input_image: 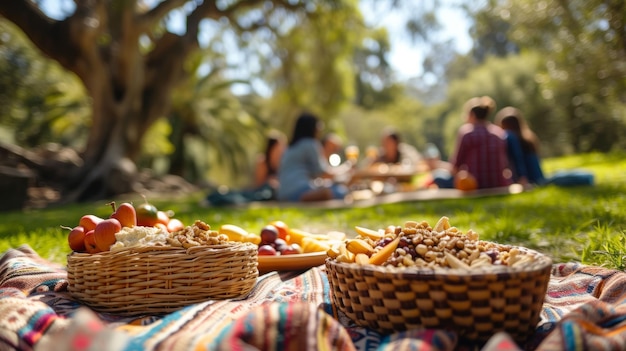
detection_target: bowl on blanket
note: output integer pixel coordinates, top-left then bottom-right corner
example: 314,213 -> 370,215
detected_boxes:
325,242 -> 552,345
67,243 -> 259,316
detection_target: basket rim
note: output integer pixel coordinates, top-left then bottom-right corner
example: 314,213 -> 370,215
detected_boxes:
325,245 -> 552,277
67,241 -> 258,258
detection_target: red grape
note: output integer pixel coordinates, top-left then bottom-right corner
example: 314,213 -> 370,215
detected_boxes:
260,225 -> 279,243
258,245 -> 278,256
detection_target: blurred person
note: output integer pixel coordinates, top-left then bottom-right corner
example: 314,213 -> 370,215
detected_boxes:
495,106 -> 594,187
371,127 -> 422,167
434,96 -> 512,189
495,106 -> 546,185
253,129 -> 287,190
277,112 -> 351,202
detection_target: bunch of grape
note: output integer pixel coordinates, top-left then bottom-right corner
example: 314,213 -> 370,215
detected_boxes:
257,224 -> 302,256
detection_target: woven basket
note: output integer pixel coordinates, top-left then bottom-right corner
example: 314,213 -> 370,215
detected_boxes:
67,242 -> 258,315
325,246 -> 552,344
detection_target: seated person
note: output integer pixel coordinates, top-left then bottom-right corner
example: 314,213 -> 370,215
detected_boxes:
277,113 -> 351,202
370,127 -> 422,167
495,106 -> 545,185
495,106 -> 594,188
434,96 -> 512,189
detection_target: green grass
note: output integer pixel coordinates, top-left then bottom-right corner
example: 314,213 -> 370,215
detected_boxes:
1,151 -> 625,269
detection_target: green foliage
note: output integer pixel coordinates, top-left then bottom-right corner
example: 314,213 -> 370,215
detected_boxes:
262,1 -> 363,125
141,118 -> 175,158
463,0 -> 519,62
1,152 -> 624,268
161,47 -> 266,187
480,0 -> 626,153
0,19 -> 90,148
353,27 -> 400,110
338,96 -> 428,151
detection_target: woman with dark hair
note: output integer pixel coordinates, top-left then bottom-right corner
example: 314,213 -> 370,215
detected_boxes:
495,106 -> 545,185
494,106 -> 594,187
277,112 -> 350,202
375,128 -> 420,164
377,129 -> 402,164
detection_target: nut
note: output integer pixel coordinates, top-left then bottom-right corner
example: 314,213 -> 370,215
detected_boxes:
336,216 -> 538,269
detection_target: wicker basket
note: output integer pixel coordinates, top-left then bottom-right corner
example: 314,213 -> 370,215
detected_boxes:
325,246 -> 552,344
67,242 -> 258,315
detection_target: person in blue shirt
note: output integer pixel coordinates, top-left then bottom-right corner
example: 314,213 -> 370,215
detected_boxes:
495,106 -> 546,185
277,112 -> 351,202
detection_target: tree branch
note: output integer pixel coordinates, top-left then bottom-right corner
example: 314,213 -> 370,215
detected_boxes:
0,0 -> 109,85
186,0 -> 307,37
0,1 -> 79,69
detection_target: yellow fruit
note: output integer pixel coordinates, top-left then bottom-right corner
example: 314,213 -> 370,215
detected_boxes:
245,234 -> 261,245
345,239 -> 375,255
301,237 -> 331,253
354,226 -> 384,240
219,224 -> 251,242
287,228 -> 309,245
289,228 -> 329,245
369,236 -> 401,265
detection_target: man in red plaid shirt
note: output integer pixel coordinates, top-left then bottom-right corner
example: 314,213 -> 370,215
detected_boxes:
449,96 -> 513,189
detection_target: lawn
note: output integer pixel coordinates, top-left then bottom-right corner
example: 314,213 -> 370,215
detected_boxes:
1,151 -> 624,269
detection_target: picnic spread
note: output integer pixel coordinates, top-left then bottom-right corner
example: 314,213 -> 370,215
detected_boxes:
2,243 -> 626,351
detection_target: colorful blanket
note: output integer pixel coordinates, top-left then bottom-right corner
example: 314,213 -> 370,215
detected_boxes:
1,245 -> 626,351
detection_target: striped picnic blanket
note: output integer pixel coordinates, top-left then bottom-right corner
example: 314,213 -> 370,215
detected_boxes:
1,245 -> 626,351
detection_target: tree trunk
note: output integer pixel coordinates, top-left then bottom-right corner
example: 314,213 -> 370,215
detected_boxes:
0,1 -> 200,203
63,62 -> 181,202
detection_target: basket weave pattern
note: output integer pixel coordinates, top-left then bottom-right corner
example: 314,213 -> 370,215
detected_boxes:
67,243 -> 258,315
325,247 -> 552,343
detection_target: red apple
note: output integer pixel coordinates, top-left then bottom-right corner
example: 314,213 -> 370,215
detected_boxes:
68,226 -> 86,252
79,215 -> 104,232
167,218 -> 184,233
84,230 -> 101,254
94,218 -> 121,252
110,202 -> 137,228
